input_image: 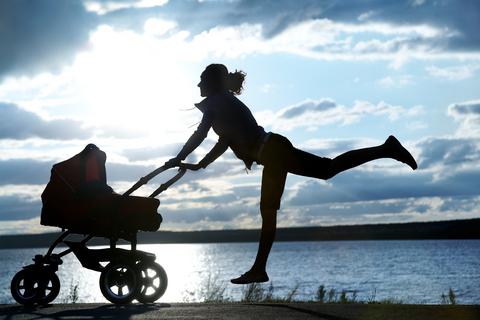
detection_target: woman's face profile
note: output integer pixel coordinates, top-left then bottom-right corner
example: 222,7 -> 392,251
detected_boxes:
198,73 -> 208,97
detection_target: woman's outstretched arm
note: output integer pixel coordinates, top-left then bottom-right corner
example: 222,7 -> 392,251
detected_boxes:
167,114 -> 212,166
198,138 -> 229,168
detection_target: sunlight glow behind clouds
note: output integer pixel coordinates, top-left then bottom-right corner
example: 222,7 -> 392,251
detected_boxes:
72,25 -> 199,139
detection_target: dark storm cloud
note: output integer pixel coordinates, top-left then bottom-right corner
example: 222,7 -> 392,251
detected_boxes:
103,0 -> 480,50
288,194 -> 480,226
448,101 -> 480,116
417,137 -> 480,169
0,0 -> 97,80
0,159 -> 53,185
283,134 -> 480,207
287,165 -> 480,207
0,196 -> 42,221
0,103 -> 92,140
438,195 -> 480,213
161,200 -> 254,224
0,195 -> 41,221
279,99 -> 337,119
293,0 -> 480,51
0,158 -> 156,185
447,100 -> 480,135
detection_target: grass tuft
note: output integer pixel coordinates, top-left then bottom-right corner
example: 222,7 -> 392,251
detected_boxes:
441,288 -> 457,305
182,275 -> 459,305
63,281 -> 80,304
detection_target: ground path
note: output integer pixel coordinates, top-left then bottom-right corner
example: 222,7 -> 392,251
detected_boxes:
1,303 -> 479,320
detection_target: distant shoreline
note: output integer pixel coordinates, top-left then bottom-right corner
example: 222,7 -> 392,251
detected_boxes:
0,218 -> 479,249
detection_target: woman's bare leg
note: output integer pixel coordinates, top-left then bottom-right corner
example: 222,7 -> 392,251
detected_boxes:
251,209 -> 276,273
231,165 -> 286,284
230,209 -> 276,284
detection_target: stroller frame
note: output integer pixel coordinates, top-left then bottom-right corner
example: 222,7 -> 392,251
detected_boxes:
10,165 -> 187,305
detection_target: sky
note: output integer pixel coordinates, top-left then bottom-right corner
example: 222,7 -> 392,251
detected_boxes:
0,0 -> 479,235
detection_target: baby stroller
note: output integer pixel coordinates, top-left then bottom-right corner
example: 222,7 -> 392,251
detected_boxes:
10,144 -> 186,305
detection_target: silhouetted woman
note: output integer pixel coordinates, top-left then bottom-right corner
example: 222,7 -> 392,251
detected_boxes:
166,63 -> 417,284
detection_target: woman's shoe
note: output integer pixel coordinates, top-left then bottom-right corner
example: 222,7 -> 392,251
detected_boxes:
385,135 -> 418,170
230,271 -> 269,284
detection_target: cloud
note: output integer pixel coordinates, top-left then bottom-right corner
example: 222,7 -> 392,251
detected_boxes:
0,157 -> 155,187
106,162 -> 157,182
173,18 -> 472,67
282,133 -> 480,211
286,165 -> 480,207
2,0 -> 479,81
122,143 -> 196,162
0,159 -> 53,185
1,132 -> 480,230
0,216 -> 56,235
417,137 -> 480,169
378,75 -> 414,88
321,0 -> 480,52
0,195 -> 41,221
448,99 -> 480,137
85,0 -> 168,15
99,0 -> 480,51
98,0 -> 480,66
269,98 -> 419,131
279,195 -> 480,227
279,99 -> 337,119
299,137 -> 382,158
426,64 -> 480,80
159,183 -> 262,229
159,133 -> 480,228
0,185 -> 44,221
448,100 -> 480,116
411,0 -> 428,7
0,103 -> 92,140
0,0 -> 96,80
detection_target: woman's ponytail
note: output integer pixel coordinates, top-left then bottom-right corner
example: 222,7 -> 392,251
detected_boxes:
226,70 -> 246,95
202,64 -> 246,95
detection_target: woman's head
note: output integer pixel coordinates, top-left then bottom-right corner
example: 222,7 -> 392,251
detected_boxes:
198,64 -> 246,97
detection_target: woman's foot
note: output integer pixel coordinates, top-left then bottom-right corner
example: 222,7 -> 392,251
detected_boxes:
385,135 -> 418,170
230,270 -> 269,284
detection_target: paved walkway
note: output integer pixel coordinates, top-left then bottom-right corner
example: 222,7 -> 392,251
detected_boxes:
1,303 -> 479,320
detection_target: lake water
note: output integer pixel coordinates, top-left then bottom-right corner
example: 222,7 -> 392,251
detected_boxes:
1,240 -> 479,304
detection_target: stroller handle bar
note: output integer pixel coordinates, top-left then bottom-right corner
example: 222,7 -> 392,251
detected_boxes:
123,164 -> 187,198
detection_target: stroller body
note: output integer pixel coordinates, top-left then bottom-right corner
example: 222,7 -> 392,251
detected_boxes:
10,144 -> 186,305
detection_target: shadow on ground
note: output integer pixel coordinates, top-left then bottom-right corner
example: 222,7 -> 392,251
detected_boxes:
0,303 -> 170,320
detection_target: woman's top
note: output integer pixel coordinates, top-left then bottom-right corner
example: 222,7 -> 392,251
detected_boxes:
177,91 -> 266,169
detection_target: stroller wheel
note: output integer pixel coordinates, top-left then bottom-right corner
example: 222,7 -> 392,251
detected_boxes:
100,261 -> 140,304
11,268 -> 60,305
136,261 -> 168,303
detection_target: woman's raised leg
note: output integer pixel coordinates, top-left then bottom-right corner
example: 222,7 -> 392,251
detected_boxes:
288,135 -> 417,180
